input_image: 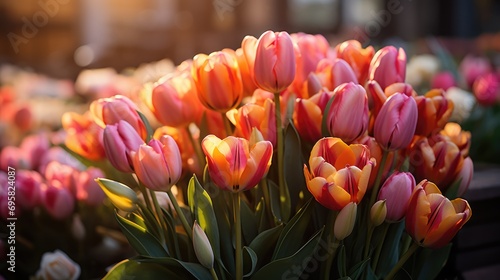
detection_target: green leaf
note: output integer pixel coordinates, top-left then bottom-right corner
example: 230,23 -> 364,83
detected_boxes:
114,211 -> 169,257
321,94 -> 336,137
103,259 -> 192,280
212,189 -> 235,276
137,256 -> 213,280
272,198 -> 315,260
444,178 -> 462,200
187,175 -> 220,259
137,203 -> 161,238
136,110 -> 154,142
241,200 -> 259,244
412,244 -> 452,280
243,246 -> 258,277
162,207 -> 182,259
268,180 -> 283,223
375,222 -> 405,277
284,122 -> 306,213
347,258 -> 370,280
249,225 -> 284,269
250,228 -> 323,279
337,244 -> 347,278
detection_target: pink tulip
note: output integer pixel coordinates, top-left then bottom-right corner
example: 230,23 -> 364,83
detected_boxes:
326,82 -> 368,143
473,73 -> 500,106
133,136 -> 182,192
378,171 -> 416,222
44,161 -> 79,195
291,32 -> 329,88
455,157 -> 473,197
374,93 -> 417,151
76,167 -> 106,206
431,71 -> 456,91
38,147 -> 84,175
42,181 -> 75,220
369,46 -> 406,89
316,59 -> 358,91
19,132 -> 50,170
0,146 -> 30,170
459,55 -> 491,88
333,40 -> 375,84
103,120 -> 144,173
254,30 -> 296,93
16,170 -> 43,210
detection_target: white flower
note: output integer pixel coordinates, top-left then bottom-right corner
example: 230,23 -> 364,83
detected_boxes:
36,250 -> 81,280
445,87 -> 476,123
406,54 -> 440,87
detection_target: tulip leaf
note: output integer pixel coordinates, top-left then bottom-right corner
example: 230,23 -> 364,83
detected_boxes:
135,256 -> 213,280
347,258 -> 371,280
102,259 -> 190,280
337,243 -> 347,278
268,180 -> 283,223
272,198 -> 315,260
137,203 -> 161,238
250,228 -> 323,280
249,224 -> 283,269
243,246 -> 258,277
375,221 -> 405,277
211,187 -> 235,275
161,207 -> 182,259
97,178 -> 138,212
114,211 -> 169,257
284,122 -> 306,213
187,175 -> 221,260
444,178 -> 462,200
321,93 -> 336,137
410,244 -> 452,280
241,200 -> 258,244
136,110 -> 154,142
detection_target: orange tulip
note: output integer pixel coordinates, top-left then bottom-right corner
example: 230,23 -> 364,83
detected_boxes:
234,47 -> 258,97
439,122 -> 471,157
309,137 -> 371,170
406,180 -> 471,248
192,51 -> 243,112
254,30 -> 296,93
201,135 -> 273,192
315,58 -> 358,91
62,112 -> 106,161
333,40 -> 375,84
414,89 -> 454,136
293,88 -> 334,143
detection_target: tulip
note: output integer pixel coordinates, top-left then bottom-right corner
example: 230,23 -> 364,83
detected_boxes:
334,202 -> 357,240
38,147 -> 85,175
16,170 -> 43,210
36,250 -> 81,280
377,172 -> 416,222
459,55 -> 491,88
62,112 -> 106,161
44,161 -> 79,195
193,221 -> 214,269
76,167 -> 106,206
201,135 -> 273,192
154,126 -> 199,175
354,135 -> 394,189
304,156 -> 372,211
0,146 -> 30,170
254,30 -> 296,93
291,32 -> 329,89
227,98 -> 276,146
405,180 -> 471,248
103,120 -> 144,173
309,137 -> 371,170
414,89 -> 454,136
374,93 -> 418,151
326,82 -> 368,143
293,88 -> 334,143
19,132 -> 50,170
234,47 -> 258,97
96,178 -> 138,212
431,71 -> 456,91
42,181 -> 75,220
241,35 -> 258,81
147,71 -> 204,127
90,95 -> 147,139
454,157 -> 473,197
473,73 -> 500,106
316,58 -> 358,91
333,40 -> 375,83
370,200 -> 387,227
439,122 -> 471,157
132,136 -> 182,192
192,51 -> 243,112
410,137 -> 463,192
368,46 -> 406,89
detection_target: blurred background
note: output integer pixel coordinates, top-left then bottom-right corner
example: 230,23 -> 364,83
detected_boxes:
1,0 -> 499,79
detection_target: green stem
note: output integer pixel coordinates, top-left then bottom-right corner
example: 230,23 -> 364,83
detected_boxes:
233,192 -> 242,280
137,181 -> 153,211
221,112 -> 233,137
385,242 -> 419,280
209,267 -> 219,280
323,237 -> 340,280
274,92 -> 288,222
150,189 -> 167,246
260,177 -> 274,226
167,190 -> 192,240
372,222 -> 390,272
321,210 -> 339,280
368,151 -> 389,209
363,222 -> 375,259
186,125 -> 206,170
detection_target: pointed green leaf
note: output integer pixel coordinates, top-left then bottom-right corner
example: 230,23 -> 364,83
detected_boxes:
268,180 -> 283,223
136,110 -> 154,142
137,203 -> 161,238
347,258 -> 371,280
243,246 -> 258,277
412,244 -> 452,280
135,256 -> 213,280
114,211 -> 169,257
249,225 -> 283,269
241,200 -> 258,244
284,122 -> 306,213
103,259 -> 190,280
321,94 -> 336,137
375,222 -> 405,277
337,244 -> 347,277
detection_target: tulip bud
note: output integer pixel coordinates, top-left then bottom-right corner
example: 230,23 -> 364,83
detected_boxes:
326,82 -> 368,143
96,178 -> 138,212
103,120 -> 144,173
370,200 -> 387,227
19,132 -> 50,170
377,172 -> 416,222
473,73 -> 500,106
291,32 -> 329,88
42,181 -> 75,220
192,221 -> 214,269
254,30 -> 296,93
334,202 -> 357,240
374,93 -> 418,151
368,46 -> 406,89
439,122 -> 471,157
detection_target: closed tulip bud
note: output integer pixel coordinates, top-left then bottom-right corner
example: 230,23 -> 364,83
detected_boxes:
44,161 -> 78,195
202,135 -> 273,192
16,170 -> 43,210
334,202 -> 357,240
294,88 -> 334,143
326,82 -> 368,143
192,51 -> 243,112
374,93 -> 418,151
333,40 -> 375,83
192,221 -> 214,269
406,180 -> 471,248
147,71 -> 204,127
62,112 -> 106,161
473,73 -> 500,106
96,178 -> 138,212
455,157 -> 473,197
370,200 -> 387,227
439,122 -> 471,157
254,30 -> 296,93
132,136 -> 182,192
369,46 -> 406,89
378,172 -> 416,222
103,120 -> 144,173
42,181 -> 75,220
76,167 -> 106,206
90,95 -> 147,139
414,89 -> 454,136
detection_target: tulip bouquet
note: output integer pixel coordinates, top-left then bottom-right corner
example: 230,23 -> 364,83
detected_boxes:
60,30 -> 473,279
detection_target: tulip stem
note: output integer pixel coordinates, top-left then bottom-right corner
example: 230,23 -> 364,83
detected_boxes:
260,177 -> 274,226
186,125 -> 206,170
371,222 -> 390,272
150,189 -> 168,246
321,210 -> 339,280
385,242 -> 419,280
368,150 -> 389,209
137,182 -> 154,212
274,92 -> 288,222
167,190 -> 192,240
209,267 -> 219,280
221,113 -> 233,137
233,192 -> 243,280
